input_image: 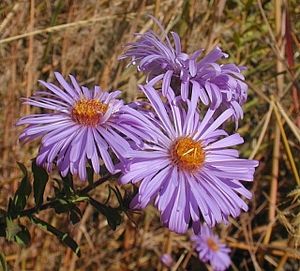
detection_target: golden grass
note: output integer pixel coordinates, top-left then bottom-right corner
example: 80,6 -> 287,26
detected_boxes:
0,0 -> 300,270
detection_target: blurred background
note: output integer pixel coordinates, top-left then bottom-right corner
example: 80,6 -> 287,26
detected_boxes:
0,0 -> 300,270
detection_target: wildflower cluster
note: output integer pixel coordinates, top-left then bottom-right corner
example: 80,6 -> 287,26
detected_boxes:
11,18 -> 258,270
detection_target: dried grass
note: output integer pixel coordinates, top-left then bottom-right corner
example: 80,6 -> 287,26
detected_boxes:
0,0 -> 300,270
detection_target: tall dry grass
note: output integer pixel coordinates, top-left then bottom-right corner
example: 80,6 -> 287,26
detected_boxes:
0,0 -> 299,270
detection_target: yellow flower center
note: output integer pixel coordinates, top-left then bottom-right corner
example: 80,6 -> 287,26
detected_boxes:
71,99 -> 108,126
207,238 -> 219,252
170,137 -> 205,172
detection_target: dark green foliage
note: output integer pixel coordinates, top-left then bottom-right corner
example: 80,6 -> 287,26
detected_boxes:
14,225 -> 31,246
89,197 -> 122,230
86,166 -> 94,186
32,159 -> 49,207
9,163 -> 32,218
29,215 -> 81,257
5,218 -> 31,246
0,160 -> 124,257
69,206 -> 82,225
0,252 -> 8,271
0,216 -> 5,237
52,198 -> 76,214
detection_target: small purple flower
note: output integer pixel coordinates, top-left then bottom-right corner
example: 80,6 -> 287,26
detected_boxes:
17,72 -> 145,180
160,253 -> 174,267
191,224 -> 231,271
120,84 -> 258,234
121,20 -> 247,122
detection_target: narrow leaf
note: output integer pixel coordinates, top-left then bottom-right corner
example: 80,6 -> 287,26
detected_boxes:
17,162 -> 27,176
87,166 -> 94,186
0,215 -> 6,237
52,199 -> 74,214
61,173 -> 74,196
0,252 -> 8,271
4,218 -> 30,246
5,218 -> 21,241
15,226 -> 31,246
30,215 -> 81,256
70,207 -> 82,225
89,197 -> 121,230
12,164 -> 31,216
32,160 -> 49,207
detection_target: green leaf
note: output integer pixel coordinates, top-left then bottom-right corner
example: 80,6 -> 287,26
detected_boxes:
11,163 -> 32,216
110,186 -> 123,206
86,166 -> 94,186
0,252 -> 8,271
71,195 -> 89,203
29,215 -> 81,256
14,226 -> 31,246
32,160 -> 49,207
6,198 -> 16,220
52,199 -> 74,214
70,207 -> 82,225
61,173 -> 74,196
89,197 -> 121,230
0,209 -> 6,223
5,218 -> 21,241
5,218 -> 30,246
0,215 -> 6,237
17,162 -> 27,176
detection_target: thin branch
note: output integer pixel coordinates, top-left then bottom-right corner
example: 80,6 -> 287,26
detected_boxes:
79,173 -> 120,195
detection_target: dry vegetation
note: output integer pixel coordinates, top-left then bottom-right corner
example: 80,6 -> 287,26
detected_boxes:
0,0 -> 300,270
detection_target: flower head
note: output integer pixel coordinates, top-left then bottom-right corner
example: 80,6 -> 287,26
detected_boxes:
191,224 -> 231,271
18,72 -> 145,180
121,20 -> 247,123
160,253 -> 174,267
191,47 -> 248,122
121,28 -> 192,82
120,85 -> 258,233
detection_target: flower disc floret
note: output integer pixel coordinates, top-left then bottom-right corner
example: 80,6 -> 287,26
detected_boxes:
170,137 -> 205,172
71,99 -> 108,126
207,238 -> 219,252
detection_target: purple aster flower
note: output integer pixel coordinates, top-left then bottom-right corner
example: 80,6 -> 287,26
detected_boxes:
17,72 -> 145,180
121,20 -> 247,122
191,224 -> 231,271
191,47 -> 248,122
160,253 -> 174,267
120,28 -> 193,85
120,84 -> 258,234
120,24 -> 195,97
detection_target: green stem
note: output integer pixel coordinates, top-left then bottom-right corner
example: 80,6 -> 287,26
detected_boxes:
6,173 -> 118,219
